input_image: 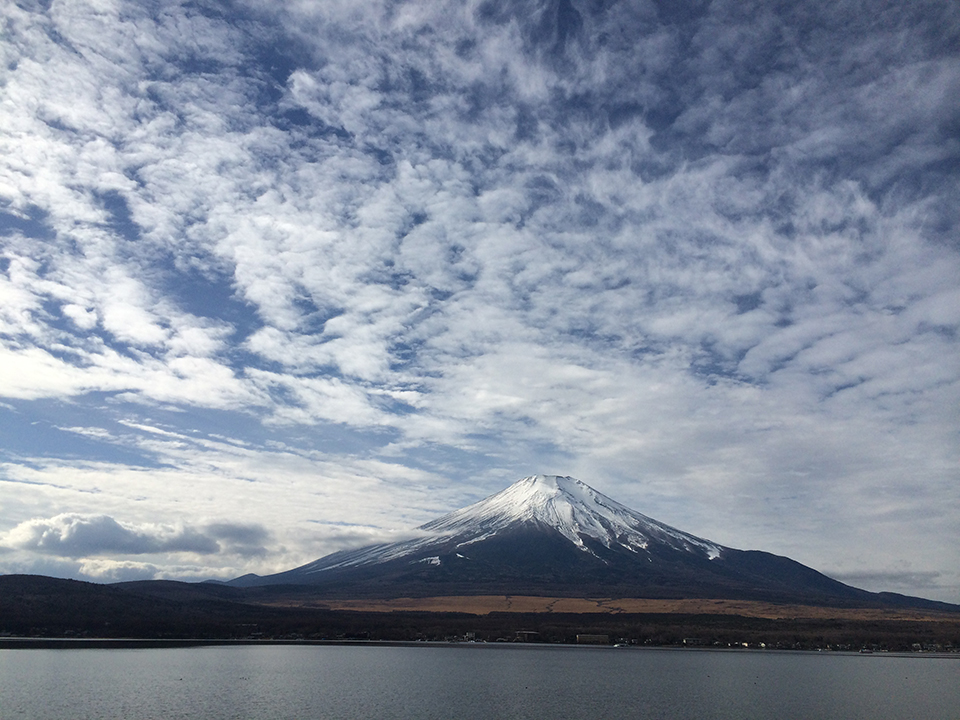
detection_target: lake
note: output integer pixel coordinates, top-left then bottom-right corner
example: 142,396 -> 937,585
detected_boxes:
1,643 -> 958,719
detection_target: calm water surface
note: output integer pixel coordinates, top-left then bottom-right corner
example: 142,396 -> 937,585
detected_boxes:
1,644 -> 957,719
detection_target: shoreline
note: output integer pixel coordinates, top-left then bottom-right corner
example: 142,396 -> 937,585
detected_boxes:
1,637 -> 958,658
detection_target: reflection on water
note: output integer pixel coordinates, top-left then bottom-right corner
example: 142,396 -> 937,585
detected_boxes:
1,644 -> 958,720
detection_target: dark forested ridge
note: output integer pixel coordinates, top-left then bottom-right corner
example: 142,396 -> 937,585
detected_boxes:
1,575 -> 958,651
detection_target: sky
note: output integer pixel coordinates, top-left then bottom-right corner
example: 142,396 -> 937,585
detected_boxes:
0,0 -> 958,603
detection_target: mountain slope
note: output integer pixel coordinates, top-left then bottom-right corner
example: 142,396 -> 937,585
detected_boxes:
231,475 -> 915,606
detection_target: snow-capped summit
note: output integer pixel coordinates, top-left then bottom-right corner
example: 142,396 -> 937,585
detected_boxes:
234,474 -> 871,605
421,475 -> 723,560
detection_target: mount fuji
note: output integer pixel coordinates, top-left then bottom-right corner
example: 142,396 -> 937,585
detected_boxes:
230,475 -> 924,607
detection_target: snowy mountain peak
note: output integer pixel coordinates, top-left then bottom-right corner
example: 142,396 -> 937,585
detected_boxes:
419,475 -> 723,560
236,475 -> 906,609
287,474 -> 724,577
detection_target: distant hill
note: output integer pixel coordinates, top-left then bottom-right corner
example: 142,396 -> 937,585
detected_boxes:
231,475 -> 954,611
2,574 -> 959,649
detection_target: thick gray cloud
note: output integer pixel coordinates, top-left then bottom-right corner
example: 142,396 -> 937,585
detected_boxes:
0,0 -> 957,600
1,513 -> 271,561
3,514 -> 219,557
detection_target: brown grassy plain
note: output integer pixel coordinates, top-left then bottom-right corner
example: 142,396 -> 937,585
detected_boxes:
265,594 -> 956,621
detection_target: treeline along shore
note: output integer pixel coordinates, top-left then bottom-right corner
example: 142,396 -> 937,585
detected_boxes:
1,575 -> 958,652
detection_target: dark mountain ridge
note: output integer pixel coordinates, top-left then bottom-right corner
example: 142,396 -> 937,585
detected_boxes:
2,574 -> 958,649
